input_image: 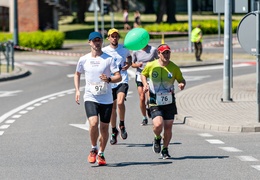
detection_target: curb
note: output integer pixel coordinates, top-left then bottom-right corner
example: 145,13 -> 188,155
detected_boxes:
0,66 -> 31,82
176,114 -> 260,133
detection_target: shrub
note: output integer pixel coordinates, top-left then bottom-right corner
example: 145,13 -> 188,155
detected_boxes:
0,30 -> 65,50
144,20 -> 239,35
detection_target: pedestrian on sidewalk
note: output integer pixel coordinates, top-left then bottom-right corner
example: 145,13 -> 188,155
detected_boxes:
191,24 -> 203,61
102,28 -> 132,145
141,44 -> 186,159
74,31 -> 121,165
131,44 -> 158,126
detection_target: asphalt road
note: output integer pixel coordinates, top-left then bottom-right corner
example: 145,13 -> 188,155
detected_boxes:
1,37 -> 260,179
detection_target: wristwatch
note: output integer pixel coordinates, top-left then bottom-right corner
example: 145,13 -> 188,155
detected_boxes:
108,77 -> 111,83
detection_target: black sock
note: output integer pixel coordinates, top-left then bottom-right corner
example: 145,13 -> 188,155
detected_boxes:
119,120 -> 124,127
112,127 -> 117,133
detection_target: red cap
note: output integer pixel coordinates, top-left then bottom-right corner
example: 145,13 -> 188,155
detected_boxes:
157,44 -> 171,53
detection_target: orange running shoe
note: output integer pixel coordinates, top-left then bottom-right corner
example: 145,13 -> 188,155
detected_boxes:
97,154 -> 106,166
88,149 -> 98,163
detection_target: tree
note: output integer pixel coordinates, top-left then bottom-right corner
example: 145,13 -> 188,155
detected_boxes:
76,0 -> 88,23
155,0 -> 177,24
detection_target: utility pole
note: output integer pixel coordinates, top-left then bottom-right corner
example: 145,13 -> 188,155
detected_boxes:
13,0 -> 19,46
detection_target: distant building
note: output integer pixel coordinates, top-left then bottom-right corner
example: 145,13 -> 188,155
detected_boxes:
0,0 -> 70,32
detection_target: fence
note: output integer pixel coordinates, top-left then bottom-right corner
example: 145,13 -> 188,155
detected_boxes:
0,41 -> 14,75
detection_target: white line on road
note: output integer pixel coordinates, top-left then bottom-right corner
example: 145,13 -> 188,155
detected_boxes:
0,89 -> 75,124
206,139 -> 225,144
251,165 -> 260,171
198,133 -> 213,137
219,147 -> 242,152
237,156 -> 258,162
0,131 -> 4,135
0,125 -> 10,129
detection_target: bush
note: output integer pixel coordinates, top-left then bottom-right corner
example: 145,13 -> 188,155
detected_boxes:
144,20 -> 239,35
0,30 -> 65,50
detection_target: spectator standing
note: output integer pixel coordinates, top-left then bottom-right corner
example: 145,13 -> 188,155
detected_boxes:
123,9 -> 131,30
102,28 -> 132,145
191,24 -> 203,61
141,44 -> 186,159
74,31 -> 121,165
134,10 -> 141,28
131,44 -> 158,125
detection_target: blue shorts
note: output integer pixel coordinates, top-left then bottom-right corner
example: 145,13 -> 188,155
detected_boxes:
84,101 -> 113,123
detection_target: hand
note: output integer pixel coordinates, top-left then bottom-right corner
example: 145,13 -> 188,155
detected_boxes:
122,62 -> 131,70
75,90 -> 80,105
143,84 -> 149,93
99,74 -> 110,83
178,83 -> 185,90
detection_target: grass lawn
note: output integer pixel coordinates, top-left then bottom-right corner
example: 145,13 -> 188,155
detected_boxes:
59,13 -> 244,44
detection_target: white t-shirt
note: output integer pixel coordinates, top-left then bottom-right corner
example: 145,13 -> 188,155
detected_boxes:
102,44 -> 131,88
76,52 -> 119,104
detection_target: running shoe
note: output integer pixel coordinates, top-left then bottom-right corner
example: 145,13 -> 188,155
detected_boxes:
152,137 -> 161,153
88,148 -> 98,163
97,154 -> 106,166
141,118 -> 148,126
119,126 -> 128,139
110,129 -> 119,145
161,147 -> 171,159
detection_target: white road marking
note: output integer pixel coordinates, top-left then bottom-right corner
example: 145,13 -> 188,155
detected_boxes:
19,111 -> 28,114
0,89 -> 76,124
44,61 -> 67,66
0,131 -> 4,135
219,147 -> 242,152
180,63 -> 251,72
70,118 -> 89,131
237,156 -> 258,162
206,139 -> 225,144
34,103 -> 42,107
198,133 -> 213,137
12,115 -> 22,119
251,165 -> 260,171
0,90 -> 23,97
26,107 -> 35,110
5,120 -> 15,124
0,125 -> 10,129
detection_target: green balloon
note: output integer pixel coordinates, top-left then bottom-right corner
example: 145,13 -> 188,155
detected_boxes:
124,28 -> 150,50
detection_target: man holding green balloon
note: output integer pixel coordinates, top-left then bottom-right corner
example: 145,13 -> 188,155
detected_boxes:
141,44 -> 186,159
102,28 -> 132,145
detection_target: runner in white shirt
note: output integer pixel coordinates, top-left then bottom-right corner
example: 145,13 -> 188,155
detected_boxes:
102,28 -> 132,145
74,31 -> 121,166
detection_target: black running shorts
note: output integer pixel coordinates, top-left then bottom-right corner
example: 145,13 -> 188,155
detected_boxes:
84,101 -> 113,123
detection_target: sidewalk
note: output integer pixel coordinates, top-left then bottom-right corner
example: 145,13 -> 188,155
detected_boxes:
1,39 -> 259,133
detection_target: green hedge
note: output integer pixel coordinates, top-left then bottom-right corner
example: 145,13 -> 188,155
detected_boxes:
144,20 -> 240,36
0,30 -> 64,50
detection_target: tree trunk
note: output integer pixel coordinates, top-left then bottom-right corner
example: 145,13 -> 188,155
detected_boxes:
143,0 -> 155,14
76,0 -> 87,23
156,0 -> 166,23
166,0 -> 177,23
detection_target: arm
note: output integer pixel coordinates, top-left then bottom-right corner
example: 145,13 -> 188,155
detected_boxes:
99,71 -> 122,83
74,71 -> 81,105
141,74 -> 149,93
122,55 -> 132,70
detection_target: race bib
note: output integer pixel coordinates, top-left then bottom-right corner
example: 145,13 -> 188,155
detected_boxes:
156,92 -> 172,105
136,74 -> 141,82
89,81 -> 108,95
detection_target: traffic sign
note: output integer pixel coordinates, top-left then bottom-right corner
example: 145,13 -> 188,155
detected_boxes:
237,12 -> 256,55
